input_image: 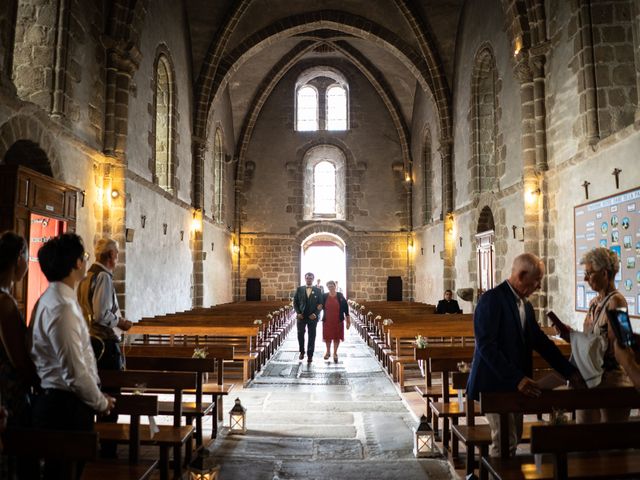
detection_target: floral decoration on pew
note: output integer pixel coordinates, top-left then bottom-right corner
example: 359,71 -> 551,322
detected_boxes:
192,347 -> 209,359
415,335 -> 427,349
382,318 -> 393,326
457,361 -> 470,373
367,311 -> 373,317
266,313 -> 273,320
253,319 -> 263,325
375,315 -> 382,321
550,408 -> 569,425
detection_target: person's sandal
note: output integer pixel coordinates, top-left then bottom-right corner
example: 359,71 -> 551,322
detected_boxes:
323,353 -> 330,360
333,354 -> 338,363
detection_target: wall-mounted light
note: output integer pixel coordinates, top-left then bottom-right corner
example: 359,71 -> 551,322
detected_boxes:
110,189 -> 120,199
163,223 -> 168,235
404,173 -> 412,183
513,35 -> 523,57
407,238 -> 414,253
232,243 -> 240,255
191,209 -> 203,233
525,187 -> 541,205
141,215 -> 146,228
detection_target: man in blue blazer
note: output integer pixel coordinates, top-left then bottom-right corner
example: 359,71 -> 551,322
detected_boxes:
467,253 -> 583,456
293,272 -> 324,363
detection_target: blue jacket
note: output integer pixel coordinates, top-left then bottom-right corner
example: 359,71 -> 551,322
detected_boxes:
466,281 -> 576,400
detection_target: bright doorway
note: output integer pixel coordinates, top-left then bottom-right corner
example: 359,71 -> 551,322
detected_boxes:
300,233 -> 346,296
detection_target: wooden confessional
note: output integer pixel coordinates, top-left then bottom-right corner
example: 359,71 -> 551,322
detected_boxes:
0,165 -> 80,320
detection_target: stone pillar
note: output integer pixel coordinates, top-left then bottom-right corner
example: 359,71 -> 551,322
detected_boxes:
51,0 -> 70,117
576,0 -> 600,145
438,138 -> 455,291
632,0 -> 640,121
103,45 -> 140,158
191,138 -> 207,306
529,45 -> 549,171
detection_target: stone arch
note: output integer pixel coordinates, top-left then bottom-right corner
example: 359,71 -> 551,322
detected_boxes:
470,44 -> 502,197
0,115 -> 62,180
194,10 -> 445,144
467,197 -> 509,291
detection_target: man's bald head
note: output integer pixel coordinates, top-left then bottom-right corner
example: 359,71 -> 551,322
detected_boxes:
508,253 -> 544,298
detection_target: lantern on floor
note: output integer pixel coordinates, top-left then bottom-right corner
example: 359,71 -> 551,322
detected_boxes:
413,414 -> 437,457
229,397 -> 247,434
188,450 -> 220,480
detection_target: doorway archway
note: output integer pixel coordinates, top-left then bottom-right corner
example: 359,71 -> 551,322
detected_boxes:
300,232 -> 347,296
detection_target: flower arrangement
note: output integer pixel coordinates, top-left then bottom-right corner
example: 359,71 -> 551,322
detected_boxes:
253,319 -> 263,325
550,408 -> 569,425
192,347 -> 208,359
266,313 -> 273,320
415,335 -> 427,348
382,318 -> 393,326
457,361 -> 470,373
367,311 -> 373,317
375,315 -> 382,321
360,306 -> 365,311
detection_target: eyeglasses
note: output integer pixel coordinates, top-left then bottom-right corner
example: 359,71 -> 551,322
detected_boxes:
82,252 -> 89,261
584,269 -> 599,278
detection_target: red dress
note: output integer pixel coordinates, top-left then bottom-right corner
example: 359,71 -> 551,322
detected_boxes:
322,294 -> 344,341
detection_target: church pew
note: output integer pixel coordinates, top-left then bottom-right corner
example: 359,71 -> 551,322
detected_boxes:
98,370 -> 196,480
124,344 -> 234,436
479,387 -> 640,480
127,324 -> 261,385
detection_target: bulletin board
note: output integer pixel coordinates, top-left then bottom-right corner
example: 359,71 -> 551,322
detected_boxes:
574,187 -> 640,318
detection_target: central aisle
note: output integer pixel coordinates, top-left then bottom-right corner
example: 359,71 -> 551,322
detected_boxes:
206,325 -> 455,479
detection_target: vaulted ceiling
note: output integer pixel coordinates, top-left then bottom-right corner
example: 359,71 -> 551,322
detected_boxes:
184,0 -> 465,144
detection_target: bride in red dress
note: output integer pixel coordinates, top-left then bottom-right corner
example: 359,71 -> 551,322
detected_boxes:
321,280 -> 349,363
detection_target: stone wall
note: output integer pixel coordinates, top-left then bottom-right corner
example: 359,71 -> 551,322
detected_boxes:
237,231 -> 412,302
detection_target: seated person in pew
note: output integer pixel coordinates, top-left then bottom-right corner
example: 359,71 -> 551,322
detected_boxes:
29,234 -> 116,480
435,289 -> 462,314
466,253 -> 585,458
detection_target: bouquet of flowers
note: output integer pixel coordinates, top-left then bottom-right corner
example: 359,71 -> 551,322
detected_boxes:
192,347 -> 208,359
457,361 -> 470,373
253,319 -> 263,325
266,313 -> 273,320
415,335 -> 427,348
382,318 -> 393,326
375,315 -> 382,321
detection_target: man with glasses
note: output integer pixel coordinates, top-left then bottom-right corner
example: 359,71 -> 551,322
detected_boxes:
30,233 -> 115,479
293,272 -> 323,363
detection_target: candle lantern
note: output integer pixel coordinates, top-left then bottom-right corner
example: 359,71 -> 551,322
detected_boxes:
413,414 -> 437,457
229,397 -> 247,434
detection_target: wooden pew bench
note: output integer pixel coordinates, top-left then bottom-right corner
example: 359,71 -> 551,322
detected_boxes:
99,370 -> 196,480
124,344 -> 234,444
480,387 -> 640,480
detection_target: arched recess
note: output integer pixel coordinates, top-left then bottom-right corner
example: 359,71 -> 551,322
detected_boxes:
475,206 -> 497,295
233,40 -> 413,222
470,45 -> 500,197
0,116 -> 61,180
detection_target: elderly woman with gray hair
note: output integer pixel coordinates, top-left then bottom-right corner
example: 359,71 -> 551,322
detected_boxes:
556,247 -> 631,423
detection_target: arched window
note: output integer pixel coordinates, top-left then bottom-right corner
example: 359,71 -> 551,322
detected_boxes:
313,161 -> 336,214
213,128 -> 224,222
326,85 -> 347,131
296,85 -> 318,131
303,145 -> 347,220
154,54 -> 174,192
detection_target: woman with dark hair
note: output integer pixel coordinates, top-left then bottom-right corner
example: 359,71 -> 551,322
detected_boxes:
321,280 -> 349,363
0,231 -> 39,477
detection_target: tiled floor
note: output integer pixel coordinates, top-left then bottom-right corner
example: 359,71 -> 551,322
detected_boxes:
197,326 -> 456,480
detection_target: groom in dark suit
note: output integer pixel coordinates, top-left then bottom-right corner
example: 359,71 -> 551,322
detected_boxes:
293,272 -> 324,363
467,253 -> 584,457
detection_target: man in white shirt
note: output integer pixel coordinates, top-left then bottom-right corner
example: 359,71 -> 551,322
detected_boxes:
30,233 -> 115,479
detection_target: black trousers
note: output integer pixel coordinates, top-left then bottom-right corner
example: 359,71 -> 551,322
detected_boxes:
32,389 -> 95,480
91,338 -> 122,455
297,318 -> 318,357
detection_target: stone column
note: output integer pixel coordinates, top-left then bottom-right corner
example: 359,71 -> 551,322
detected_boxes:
576,0 -> 600,146
438,138 -> 455,291
529,44 -> 549,172
632,0 -> 640,121
51,0 -> 70,117
191,138 -> 207,307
